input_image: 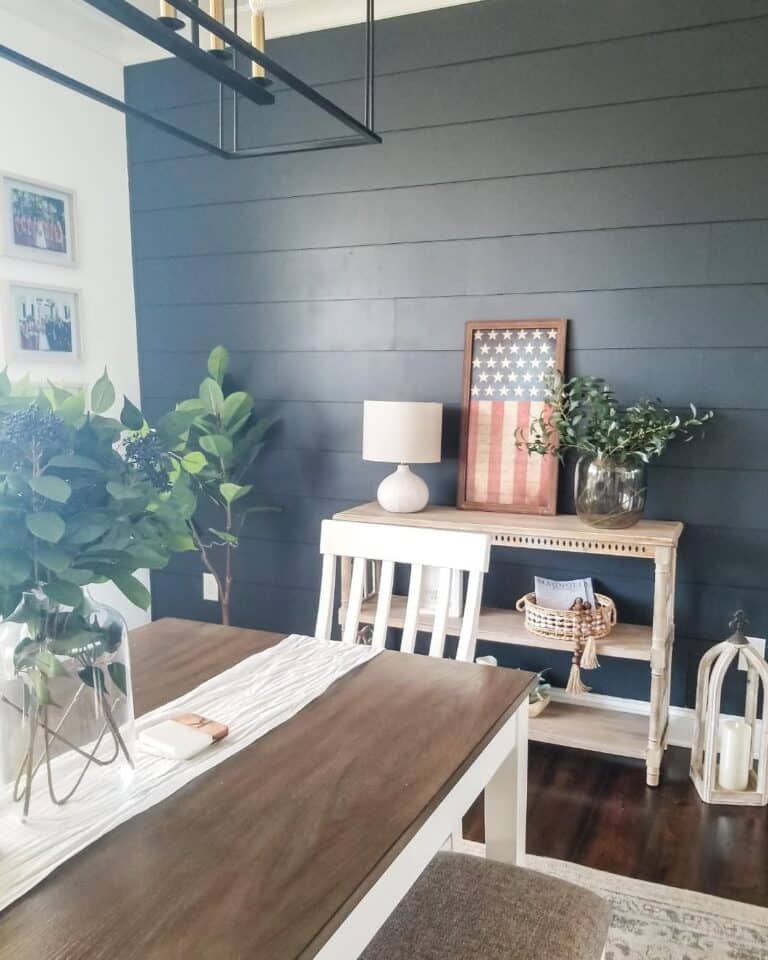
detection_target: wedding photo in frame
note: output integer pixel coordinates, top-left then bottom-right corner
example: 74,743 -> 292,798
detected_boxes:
2,174 -> 77,267
457,318 -> 567,515
3,282 -> 82,364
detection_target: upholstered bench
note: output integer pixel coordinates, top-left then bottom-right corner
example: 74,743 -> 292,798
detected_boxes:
361,853 -> 612,960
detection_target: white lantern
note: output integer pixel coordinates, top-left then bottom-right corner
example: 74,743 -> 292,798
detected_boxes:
690,612 -> 768,806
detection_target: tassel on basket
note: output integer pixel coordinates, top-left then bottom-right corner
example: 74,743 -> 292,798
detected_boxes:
517,590 -> 615,696
580,634 -> 600,670
566,635 -> 592,695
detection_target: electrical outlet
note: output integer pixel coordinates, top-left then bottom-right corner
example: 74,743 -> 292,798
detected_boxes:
738,636 -> 766,671
203,573 -> 219,602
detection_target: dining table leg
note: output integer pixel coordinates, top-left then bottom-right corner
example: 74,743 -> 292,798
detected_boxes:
483,704 -> 528,865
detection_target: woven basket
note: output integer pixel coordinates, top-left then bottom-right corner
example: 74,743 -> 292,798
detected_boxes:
515,592 -> 617,642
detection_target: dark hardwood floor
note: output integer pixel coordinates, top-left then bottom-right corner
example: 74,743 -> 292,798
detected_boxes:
464,743 -> 768,908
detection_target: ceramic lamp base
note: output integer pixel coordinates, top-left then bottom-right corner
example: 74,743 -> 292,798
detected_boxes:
377,464 -> 430,513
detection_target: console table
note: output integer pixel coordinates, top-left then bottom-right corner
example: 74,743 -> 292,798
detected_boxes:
333,502 -> 683,787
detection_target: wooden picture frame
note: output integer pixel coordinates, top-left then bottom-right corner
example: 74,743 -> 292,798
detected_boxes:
2,173 -> 78,267
457,318 -> 567,515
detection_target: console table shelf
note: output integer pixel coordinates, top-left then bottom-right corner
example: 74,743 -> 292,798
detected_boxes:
334,502 -> 683,786
528,700 -> 650,759
343,595 -> 653,661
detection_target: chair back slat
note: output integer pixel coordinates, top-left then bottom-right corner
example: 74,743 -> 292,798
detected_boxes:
372,560 -> 396,649
457,569 -> 484,663
400,564 -> 424,654
341,556 -> 367,646
428,566 -> 453,657
317,520 -> 491,660
314,553 -> 337,642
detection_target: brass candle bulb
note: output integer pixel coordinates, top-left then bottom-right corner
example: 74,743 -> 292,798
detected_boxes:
208,0 -> 231,59
249,0 -> 272,86
158,0 -> 184,31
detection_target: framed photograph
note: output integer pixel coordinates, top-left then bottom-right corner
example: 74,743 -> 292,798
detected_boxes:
4,283 -> 81,363
2,175 -> 77,266
457,318 -> 567,515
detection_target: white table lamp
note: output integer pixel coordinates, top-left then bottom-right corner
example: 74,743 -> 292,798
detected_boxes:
363,401 -> 443,513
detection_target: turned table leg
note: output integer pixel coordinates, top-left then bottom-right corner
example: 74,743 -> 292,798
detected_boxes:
647,546 -> 676,787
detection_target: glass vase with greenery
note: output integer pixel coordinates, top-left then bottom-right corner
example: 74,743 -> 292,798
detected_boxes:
0,369 -> 193,815
517,375 -> 713,528
155,346 -> 277,625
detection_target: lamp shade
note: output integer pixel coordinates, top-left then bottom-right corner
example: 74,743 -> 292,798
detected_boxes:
363,401 -> 443,464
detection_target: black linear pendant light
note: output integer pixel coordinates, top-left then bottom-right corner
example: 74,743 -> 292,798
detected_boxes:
0,0 -> 379,159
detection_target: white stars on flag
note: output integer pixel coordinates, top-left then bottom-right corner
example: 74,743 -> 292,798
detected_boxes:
468,326 -> 560,401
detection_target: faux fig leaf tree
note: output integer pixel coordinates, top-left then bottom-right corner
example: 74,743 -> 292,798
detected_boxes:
156,346 -> 277,625
0,367 -> 194,710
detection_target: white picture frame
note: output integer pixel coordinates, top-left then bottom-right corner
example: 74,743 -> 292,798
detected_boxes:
419,567 -> 464,619
2,174 -> 77,267
4,282 -> 82,364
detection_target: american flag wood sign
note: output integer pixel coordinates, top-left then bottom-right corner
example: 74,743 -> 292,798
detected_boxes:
457,319 -> 567,515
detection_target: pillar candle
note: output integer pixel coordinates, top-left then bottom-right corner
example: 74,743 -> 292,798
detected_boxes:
719,719 -> 752,791
159,1 -> 177,17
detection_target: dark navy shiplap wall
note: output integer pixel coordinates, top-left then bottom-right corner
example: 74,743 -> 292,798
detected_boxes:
125,0 -> 768,709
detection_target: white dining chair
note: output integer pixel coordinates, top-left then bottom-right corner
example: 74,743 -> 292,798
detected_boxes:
314,519 -> 491,662
314,523 -> 612,960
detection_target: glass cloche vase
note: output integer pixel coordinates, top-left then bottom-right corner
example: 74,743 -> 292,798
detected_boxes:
0,589 -> 134,819
574,454 -> 647,529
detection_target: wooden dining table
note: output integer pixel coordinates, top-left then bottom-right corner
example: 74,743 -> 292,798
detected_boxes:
0,618 -> 534,960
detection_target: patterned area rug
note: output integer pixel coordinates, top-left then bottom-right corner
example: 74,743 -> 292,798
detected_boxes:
529,855 -> 768,960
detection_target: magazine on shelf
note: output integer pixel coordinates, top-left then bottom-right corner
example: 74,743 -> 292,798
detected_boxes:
534,576 -> 597,610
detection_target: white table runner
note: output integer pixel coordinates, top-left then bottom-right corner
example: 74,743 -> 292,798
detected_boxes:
0,634 -> 379,913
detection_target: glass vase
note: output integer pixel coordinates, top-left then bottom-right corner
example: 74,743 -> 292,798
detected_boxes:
574,455 -> 647,529
0,589 -> 134,819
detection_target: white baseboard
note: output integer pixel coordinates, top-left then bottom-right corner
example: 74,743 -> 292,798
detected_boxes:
547,689 -> 762,756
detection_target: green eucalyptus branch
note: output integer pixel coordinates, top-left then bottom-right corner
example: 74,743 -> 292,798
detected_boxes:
516,373 -> 714,466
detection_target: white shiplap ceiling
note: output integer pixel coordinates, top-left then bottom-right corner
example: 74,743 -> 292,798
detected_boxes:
1,0 -> 486,64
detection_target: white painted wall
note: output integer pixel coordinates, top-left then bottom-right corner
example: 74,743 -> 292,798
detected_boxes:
0,7 -> 150,629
